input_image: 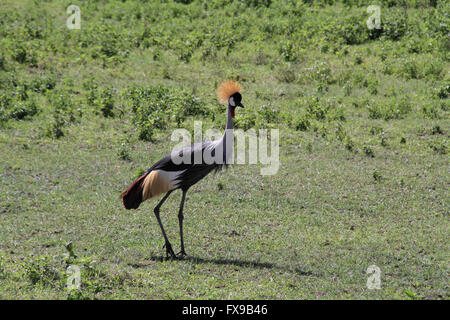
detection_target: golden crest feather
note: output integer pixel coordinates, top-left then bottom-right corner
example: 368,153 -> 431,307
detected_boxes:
216,80 -> 242,104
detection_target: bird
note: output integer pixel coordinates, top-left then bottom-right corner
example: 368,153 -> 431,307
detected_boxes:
120,80 -> 245,259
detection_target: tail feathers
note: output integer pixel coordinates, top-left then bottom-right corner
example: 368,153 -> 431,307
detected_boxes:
120,170 -> 170,210
120,173 -> 148,210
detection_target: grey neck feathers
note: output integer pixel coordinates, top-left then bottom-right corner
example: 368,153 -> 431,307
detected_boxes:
225,103 -> 234,130
220,103 -> 234,163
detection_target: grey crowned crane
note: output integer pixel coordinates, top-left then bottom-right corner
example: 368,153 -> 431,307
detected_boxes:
120,80 -> 244,258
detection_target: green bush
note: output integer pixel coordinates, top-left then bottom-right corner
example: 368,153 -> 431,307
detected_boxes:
368,98 -> 412,120
294,111 -> 311,131
0,89 -> 38,122
29,74 -> 57,93
45,111 -> 66,139
435,84 -> 449,99
279,40 -> 298,62
292,97 -> 346,132
126,85 -> 207,141
400,58 -> 420,79
363,145 -> 375,158
302,62 -> 334,85
24,256 -> 60,287
429,141 -> 447,155
6,99 -> 38,120
0,256 -> 7,280
0,53 -> 6,71
336,13 -> 368,45
421,103 -> 441,119
12,44 -> 28,64
276,64 -> 297,83
238,0 -> 272,8
44,90 -> 81,138
96,87 -> 115,118
257,105 -> 279,123
234,109 -> 258,130
381,9 -> 408,41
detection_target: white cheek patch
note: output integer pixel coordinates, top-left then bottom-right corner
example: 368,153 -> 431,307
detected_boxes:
229,97 -> 236,107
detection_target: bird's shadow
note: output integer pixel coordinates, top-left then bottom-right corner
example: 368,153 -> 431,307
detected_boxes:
130,253 -> 317,277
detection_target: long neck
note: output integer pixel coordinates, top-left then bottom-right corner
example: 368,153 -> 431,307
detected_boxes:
220,103 -> 234,163
225,103 -> 234,130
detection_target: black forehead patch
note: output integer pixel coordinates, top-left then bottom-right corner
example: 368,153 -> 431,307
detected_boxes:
231,92 -> 242,103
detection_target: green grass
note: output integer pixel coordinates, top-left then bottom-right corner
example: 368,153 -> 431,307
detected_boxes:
0,0 -> 448,299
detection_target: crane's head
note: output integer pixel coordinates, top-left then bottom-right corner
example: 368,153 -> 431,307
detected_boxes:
217,80 -> 244,118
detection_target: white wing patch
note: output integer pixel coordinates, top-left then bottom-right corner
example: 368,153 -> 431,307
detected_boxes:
158,169 -> 187,190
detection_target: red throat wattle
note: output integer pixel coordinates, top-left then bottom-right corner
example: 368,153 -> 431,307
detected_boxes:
231,108 -> 235,118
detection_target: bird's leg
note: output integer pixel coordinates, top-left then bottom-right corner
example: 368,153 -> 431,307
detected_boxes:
153,191 -> 176,259
177,190 -> 187,258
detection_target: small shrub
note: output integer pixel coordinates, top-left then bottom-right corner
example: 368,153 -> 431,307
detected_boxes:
7,99 -> 38,120
50,90 -> 74,113
343,81 -> 352,96
12,44 -> 28,64
0,256 -> 7,279
344,136 -> 356,152
276,65 -> 297,83
435,84 -> 449,99
429,141 -> 447,155
367,78 -> 379,95
279,40 -> 297,62
177,41 -> 195,63
292,97 -> 346,132
303,62 -> 334,85
421,103 -> 441,119
117,147 -> 131,161
126,85 -> 207,141
368,98 -> 411,120
24,256 -> 60,287
84,79 -> 99,106
45,111 -> 66,139
234,110 -> 257,130
44,90 -> 81,138
257,105 -> 278,124
49,90 -> 80,122
373,170 -> 382,182
238,0 -> 272,8
382,9 -> 407,41
100,32 -> 119,58
431,125 -> 443,135
0,89 -> 38,122
294,113 -> 310,131
363,145 -> 375,157
338,14 -> 368,45
381,134 -> 388,147
423,60 -> 443,79
0,54 -> 6,71
400,59 -> 420,79
255,50 -> 270,66
97,87 -> 115,118
174,0 -> 195,4
29,74 -> 57,93
11,84 -> 28,101
369,126 -> 383,136
306,142 -> 313,153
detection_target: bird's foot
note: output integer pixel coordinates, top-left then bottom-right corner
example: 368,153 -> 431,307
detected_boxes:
162,242 -> 176,259
176,250 -> 187,259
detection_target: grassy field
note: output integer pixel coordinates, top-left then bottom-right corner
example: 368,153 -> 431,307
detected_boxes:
0,0 -> 448,299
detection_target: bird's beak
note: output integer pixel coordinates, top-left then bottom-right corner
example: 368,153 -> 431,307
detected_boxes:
238,103 -> 244,108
